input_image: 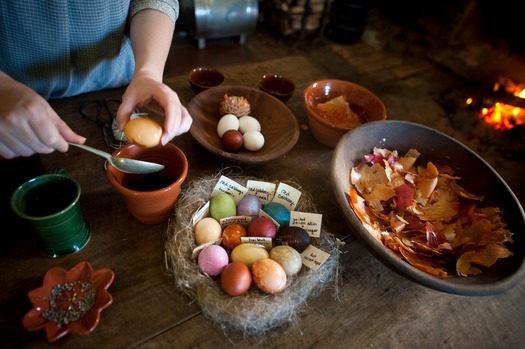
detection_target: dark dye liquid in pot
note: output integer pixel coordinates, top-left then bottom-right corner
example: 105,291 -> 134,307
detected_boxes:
125,174 -> 173,192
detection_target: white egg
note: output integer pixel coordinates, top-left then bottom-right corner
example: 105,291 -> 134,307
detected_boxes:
238,116 -> 261,134
217,114 -> 239,137
243,130 -> 265,151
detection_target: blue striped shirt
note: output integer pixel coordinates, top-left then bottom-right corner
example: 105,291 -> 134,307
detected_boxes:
0,0 -> 178,99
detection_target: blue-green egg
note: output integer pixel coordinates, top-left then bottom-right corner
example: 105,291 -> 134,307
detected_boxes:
262,202 -> 290,228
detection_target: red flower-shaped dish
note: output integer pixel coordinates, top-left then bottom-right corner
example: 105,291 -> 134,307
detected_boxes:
22,261 -> 114,342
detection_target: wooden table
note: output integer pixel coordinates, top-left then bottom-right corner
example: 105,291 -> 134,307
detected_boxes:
1,56 -> 524,349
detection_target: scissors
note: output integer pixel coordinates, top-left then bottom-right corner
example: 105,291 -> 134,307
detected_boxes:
78,98 -> 127,149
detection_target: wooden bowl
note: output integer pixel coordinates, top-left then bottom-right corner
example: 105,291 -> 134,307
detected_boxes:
304,79 -> 387,147
258,74 -> 295,103
331,120 -> 525,296
188,85 -> 299,164
188,67 -> 225,94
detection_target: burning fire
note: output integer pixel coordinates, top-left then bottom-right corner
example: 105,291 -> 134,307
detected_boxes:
466,78 -> 525,131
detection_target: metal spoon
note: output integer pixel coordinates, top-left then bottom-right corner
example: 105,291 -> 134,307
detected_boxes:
67,142 -> 164,174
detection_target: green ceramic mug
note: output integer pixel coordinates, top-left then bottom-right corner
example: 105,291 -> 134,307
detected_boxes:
10,172 -> 90,257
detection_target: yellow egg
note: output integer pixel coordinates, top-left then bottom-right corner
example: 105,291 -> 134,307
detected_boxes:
124,117 -> 162,147
230,243 -> 269,268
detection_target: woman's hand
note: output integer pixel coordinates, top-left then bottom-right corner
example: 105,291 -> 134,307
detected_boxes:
117,72 -> 192,145
0,72 -> 86,159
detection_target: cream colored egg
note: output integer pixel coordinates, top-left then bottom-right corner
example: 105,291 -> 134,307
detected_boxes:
243,130 -> 265,151
217,114 -> 240,137
238,116 -> 261,134
270,245 -> 302,276
194,217 -> 222,245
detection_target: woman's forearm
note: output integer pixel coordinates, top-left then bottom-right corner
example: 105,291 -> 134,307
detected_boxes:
129,9 -> 175,81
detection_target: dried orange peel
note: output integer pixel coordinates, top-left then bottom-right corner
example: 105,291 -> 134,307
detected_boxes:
349,147 -> 514,278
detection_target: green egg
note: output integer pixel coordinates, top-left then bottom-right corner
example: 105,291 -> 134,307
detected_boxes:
262,202 -> 290,228
210,193 -> 237,221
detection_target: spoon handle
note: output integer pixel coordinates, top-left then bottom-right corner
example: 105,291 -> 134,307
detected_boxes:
67,142 -> 112,161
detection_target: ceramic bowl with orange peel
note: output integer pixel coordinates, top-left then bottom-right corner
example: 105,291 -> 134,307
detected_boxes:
304,79 -> 387,147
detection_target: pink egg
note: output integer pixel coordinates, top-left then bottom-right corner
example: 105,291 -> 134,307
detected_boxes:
198,245 -> 229,277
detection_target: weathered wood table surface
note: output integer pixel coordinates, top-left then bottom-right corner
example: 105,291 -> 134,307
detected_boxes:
1,56 -> 524,348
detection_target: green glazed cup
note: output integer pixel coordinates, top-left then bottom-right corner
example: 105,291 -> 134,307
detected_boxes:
10,173 -> 90,257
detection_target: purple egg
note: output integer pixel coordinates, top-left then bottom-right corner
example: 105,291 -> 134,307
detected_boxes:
237,194 -> 262,217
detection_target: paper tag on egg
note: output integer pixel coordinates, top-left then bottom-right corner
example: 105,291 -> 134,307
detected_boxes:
272,182 -> 301,211
290,211 -> 322,238
246,180 -> 277,205
241,237 -> 273,250
191,239 -> 222,259
192,201 -> 210,227
211,175 -> 247,204
220,215 -> 253,228
301,245 -> 330,271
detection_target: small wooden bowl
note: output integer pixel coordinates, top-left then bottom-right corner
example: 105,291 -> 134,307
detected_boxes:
188,67 -> 225,94
188,85 -> 299,164
258,74 -> 295,103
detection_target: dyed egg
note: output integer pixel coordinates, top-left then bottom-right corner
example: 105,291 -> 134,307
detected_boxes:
221,129 -> 244,152
222,223 -> 247,250
210,192 -> 236,222
230,243 -> 269,268
251,258 -> 287,294
270,245 -> 302,276
217,114 -> 239,137
123,117 -> 162,147
237,194 -> 261,218
238,115 -> 261,134
247,217 -> 277,239
243,130 -> 265,151
194,217 -> 222,245
198,245 -> 229,277
220,262 -> 252,296
275,226 -> 311,253
262,202 -> 290,228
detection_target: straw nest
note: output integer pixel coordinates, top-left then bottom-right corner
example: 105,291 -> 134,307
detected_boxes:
165,171 -> 340,336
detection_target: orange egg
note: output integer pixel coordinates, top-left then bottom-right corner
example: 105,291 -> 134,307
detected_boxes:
220,262 -> 252,296
222,223 -> 247,250
251,258 -> 287,294
124,117 -> 162,147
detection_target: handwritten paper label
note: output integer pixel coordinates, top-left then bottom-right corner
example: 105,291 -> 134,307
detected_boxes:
301,245 -> 330,271
246,180 -> 277,205
241,237 -> 273,250
272,182 -> 301,211
290,211 -> 322,238
220,215 -> 253,228
192,201 -> 210,227
211,175 -> 247,203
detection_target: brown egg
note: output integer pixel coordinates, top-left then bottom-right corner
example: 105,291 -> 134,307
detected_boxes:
274,226 -> 311,253
220,262 -> 252,296
221,129 -> 244,152
251,258 -> 287,294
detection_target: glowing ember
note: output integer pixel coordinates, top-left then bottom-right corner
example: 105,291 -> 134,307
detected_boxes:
466,78 -> 525,131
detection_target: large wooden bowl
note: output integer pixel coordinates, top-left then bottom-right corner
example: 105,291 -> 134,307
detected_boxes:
331,120 -> 525,296
188,85 -> 299,164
